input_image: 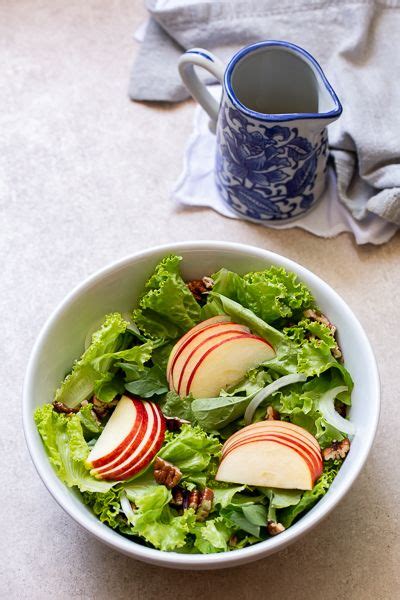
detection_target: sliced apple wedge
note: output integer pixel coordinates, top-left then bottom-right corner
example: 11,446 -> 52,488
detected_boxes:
92,401 -> 165,481
175,329 -> 252,395
91,399 -> 152,476
86,396 -> 145,469
185,334 -> 275,399
222,434 -> 322,481
167,320 -> 249,388
216,439 -> 314,490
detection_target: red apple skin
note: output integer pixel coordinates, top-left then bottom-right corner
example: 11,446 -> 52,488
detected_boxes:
225,420 -> 321,452
98,402 -> 166,481
167,321 -> 248,387
183,333 -> 273,397
88,398 -> 146,469
223,425 -> 322,458
91,400 -> 151,475
222,433 -> 322,482
176,330 -> 253,395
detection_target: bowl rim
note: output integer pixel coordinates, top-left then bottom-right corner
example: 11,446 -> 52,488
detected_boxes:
23,241 -> 380,569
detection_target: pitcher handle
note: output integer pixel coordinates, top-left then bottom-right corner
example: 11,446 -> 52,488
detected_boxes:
178,49 -> 225,133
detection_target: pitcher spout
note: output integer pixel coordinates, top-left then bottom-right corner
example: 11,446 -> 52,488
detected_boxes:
224,40 -> 342,126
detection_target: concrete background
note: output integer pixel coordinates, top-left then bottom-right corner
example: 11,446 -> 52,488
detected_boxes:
1,1 -> 399,598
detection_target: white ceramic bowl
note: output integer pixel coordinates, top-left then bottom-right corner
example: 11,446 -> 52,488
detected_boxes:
23,242 -> 380,569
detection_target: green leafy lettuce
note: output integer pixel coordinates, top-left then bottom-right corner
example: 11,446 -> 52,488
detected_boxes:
133,255 -> 201,339
54,313 -> 128,408
211,266 -> 314,324
34,404 -> 116,493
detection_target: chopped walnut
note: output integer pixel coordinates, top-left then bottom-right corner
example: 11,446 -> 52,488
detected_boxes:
196,488 -> 214,521
267,521 -> 285,536
153,457 -> 182,489
52,401 -> 78,415
322,438 -> 350,461
186,277 -> 214,302
164,416 -> 190,432
303,309 -> 342,359
265,406 -> 280,421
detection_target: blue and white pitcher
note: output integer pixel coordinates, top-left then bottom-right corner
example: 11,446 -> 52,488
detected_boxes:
178,41 -> 342,222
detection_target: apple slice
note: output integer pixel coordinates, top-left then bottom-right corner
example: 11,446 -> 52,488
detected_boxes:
185,334 -> 275,399
86,396 -> 145,469
223,421 -> 321,453
167,321 -> 249,388
222,433 -> 322,481
93,402 -> 165,481
91,399 -> 151,475
174,328 -> 251,394
166,316 -> 231,383
216,439 -> 314,490
114,404 -> 166,480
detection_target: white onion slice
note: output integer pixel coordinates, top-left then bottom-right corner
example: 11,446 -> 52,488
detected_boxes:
120,491 -> 135,524
244,373 -> 307,425
318,386 -> 355,436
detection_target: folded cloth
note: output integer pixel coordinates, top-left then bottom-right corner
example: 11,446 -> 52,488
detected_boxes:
130,0 -> 400,231
171,87 -> 397,244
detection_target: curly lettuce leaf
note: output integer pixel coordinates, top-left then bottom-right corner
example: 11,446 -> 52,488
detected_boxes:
133,255 -> 201,339
191,516 -> 235,553
82,488 -> 125,529
211,266 -> 314,324
34,404 -> 116,493
125,484 -> 196,551
54,313 -> 128,408
158,424 -> 221,475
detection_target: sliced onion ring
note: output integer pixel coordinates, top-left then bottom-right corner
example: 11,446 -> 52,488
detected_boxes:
120,491 -> 135,524
244,373 -> 307,425
318,386 -> 355,436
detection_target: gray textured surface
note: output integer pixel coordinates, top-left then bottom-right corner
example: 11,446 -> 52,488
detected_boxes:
1,1 -> 399,598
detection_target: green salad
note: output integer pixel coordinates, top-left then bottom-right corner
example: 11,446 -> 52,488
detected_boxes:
34,255 -> 355,553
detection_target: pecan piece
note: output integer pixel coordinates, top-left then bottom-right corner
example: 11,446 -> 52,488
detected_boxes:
53,401 -> 78,415
322,438 -> 350,461
186,277 -> 214,302
196,488 -> 214,522
153,457 -> 182,489
188,490 -> 201,511
170,487 -> 185,508
267,521 -> 285,536
164,416 -> 190,432
265,406 -> 280,421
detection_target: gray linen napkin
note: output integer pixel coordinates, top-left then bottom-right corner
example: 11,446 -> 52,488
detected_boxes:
129,0 -> 400,227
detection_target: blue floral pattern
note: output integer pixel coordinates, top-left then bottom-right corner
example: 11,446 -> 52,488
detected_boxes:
215,103 -> 328,221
